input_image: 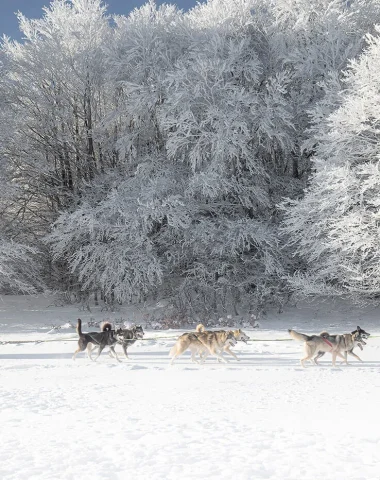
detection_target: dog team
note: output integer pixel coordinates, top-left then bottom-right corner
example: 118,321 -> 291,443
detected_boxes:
72,318 -> 371,367
72,318 -> 144,362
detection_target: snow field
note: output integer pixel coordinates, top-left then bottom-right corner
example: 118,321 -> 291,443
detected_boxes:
1,296 -> 380,479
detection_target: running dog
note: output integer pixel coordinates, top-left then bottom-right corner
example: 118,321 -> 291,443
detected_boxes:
288,329 -> 349,367
72,319 -> 123,362
314,326 -> 370,364
111,324 -> 145,359
170,329 -> 237,364
196,324 -> 250,361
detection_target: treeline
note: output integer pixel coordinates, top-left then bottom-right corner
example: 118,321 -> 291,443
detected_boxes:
1,0 -> 380,316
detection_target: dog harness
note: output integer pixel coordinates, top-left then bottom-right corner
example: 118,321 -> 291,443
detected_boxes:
322,337 -> 333,349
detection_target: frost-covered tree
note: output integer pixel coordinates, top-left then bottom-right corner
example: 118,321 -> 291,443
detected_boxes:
0,240 -> 42,293
0,0 -> 113,231
4,0 -> 380,311
281,26 -> 380,299
0,0 -> 119,291
159,20 -> 291,313
46,0 -> 380,313
269,0 -> 380,182
47,1 -> 289,314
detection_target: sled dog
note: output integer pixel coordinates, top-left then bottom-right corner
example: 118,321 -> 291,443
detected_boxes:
90,323 -> 145,359
109,324 -> 145,359
288,329 -> 350,367
314,326 -> 370,364
170,329 -> 237,364
195,323 -> 250,361
72,319 -> 123,362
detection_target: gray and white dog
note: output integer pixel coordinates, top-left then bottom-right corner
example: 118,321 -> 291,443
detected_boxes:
101,322 -> 145,359
288,327 -> 369,367
313,326 -> 370,364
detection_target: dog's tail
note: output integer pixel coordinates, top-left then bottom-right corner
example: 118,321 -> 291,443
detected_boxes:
76,318 -> 83,337
196,323 -> 205,333
288,329 -> 311,342
100,321 -> 113,332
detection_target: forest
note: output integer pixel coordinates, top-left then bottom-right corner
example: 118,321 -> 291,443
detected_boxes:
1,0 -> 380,318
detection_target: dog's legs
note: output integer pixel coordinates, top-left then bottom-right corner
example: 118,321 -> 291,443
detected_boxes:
300,355 -> 312,367
199,350 -> 210,363
72,346 -> 84,360
197,346 -> 216,363
338,351 -> 350,365
210,348 -> 227,363
170,344 -> 186,364
87,343 -> 100,361
313,351 -> 324,365
337,351 -> 348,364
198,350 -> 206,363
196,345 -> 209,363
190,350 -> 200,364
224,346 -> 239,361
110,346 -> 121,363
170,350 -> 185,365
122,343 -> 130,359
107,346 -> 120,359
331,351 -> 347,367
72,339 -> 87,360
300,343 -> 315,367
92,345 -> 105,361
87,343 -> 98,361
347,350 -> 362,362
189,345 -> 204,364
217,350 -> 229,363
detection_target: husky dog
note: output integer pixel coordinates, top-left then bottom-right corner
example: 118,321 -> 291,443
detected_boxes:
314,326 -> 370,364
72,319 -> 123,362
196,324 -> 250,361
169,333 -> 205,364
111,324 -> 145,359
170,329 -> 237,364
288,329 -> 350,367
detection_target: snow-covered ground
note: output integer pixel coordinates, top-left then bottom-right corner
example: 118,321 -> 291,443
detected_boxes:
0,295 -> 379,480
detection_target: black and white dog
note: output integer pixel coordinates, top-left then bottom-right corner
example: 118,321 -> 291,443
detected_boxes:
72,318 -> 123,362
